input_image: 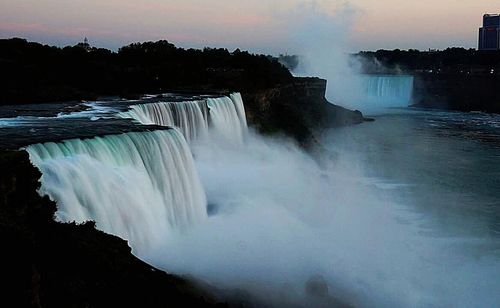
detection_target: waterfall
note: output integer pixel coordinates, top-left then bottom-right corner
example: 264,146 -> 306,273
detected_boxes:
361,75 -> 414,107
230,93 -> 248,129
206,93 -> 248,143
26,129 -> 207,252
121,93 -> 248,143
119,100 -> 209,143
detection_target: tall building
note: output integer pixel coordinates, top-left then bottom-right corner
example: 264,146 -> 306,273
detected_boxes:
479,14 -> 500,51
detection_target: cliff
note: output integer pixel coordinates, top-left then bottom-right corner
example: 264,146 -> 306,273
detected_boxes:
0,150 -> 221,307
242,77 -> 366,146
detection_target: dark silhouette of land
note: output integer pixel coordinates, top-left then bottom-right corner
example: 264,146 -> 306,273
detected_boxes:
358,49 -> 500,113
356,48 -> 500,74
0,38 -> 292,105
0,38 -> 366,146
279,48 -> 500,113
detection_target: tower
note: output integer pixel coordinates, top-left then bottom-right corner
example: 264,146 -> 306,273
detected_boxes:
479,14 -> 500,51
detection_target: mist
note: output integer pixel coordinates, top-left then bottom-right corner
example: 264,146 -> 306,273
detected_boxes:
26,95 -> 500,306
140,127 -> 499,307
285,3 -> 414,115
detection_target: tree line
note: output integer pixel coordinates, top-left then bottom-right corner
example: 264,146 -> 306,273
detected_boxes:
0,38 -> 292,105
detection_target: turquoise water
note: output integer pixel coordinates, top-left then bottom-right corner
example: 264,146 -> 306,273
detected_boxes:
325,108 -> 500,239
325,75 -> 414,114
361,75 -> 414,107
318,108 -> 500,306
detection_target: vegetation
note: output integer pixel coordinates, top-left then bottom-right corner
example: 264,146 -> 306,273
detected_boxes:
356,48 -> 500,74
0,38 -> 292,105
355,49 -> 500,113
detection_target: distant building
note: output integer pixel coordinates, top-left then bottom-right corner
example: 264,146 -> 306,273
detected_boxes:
76,37 -> 91,51
479,14 -> 500,51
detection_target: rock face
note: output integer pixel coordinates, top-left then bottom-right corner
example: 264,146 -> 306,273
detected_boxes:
0,150 -> 220,308
242,77 -> 366,146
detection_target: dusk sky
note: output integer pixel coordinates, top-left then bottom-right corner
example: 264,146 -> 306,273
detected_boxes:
0,0 -> 499,54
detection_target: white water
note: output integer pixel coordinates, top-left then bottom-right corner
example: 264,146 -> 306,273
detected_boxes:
120,93 -> 247,144
151,127 -> 499,307
0,102 -> 120,127
230,93 -> 248,129
26,129 -> 207,253
361,75 -> 414,108
119,100 -> 209,143
55,102 -> 120,121
206,93 -> 248,144
24,94 -> 499,307
325,74 -> 414,115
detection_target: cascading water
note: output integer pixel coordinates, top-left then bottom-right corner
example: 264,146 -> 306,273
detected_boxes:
361,75 -> 414,107
230,93 -> 248,129
121,93 -> 248,143
23,92 -> 249,255
323,74 -> 415,115
26,129 -> 207,253
119,100 -> 209,143
16,91 -> 499,306
206,93 -> 248,143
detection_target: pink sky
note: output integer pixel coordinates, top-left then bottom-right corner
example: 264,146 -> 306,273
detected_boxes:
0,0 -> 499,53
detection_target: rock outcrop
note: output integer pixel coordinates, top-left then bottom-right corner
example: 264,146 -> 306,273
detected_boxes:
243,77 -> 366,146
0,150 -> 221,308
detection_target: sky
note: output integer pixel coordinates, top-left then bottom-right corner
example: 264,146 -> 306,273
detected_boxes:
0,0 -> 499,54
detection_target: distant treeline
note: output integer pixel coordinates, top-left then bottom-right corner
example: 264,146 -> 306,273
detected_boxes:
0,38 -> 292,105
277,48 -> 500,75
356,49 -> 500,113
356,48 -> 500,74
276,49 -> 500,113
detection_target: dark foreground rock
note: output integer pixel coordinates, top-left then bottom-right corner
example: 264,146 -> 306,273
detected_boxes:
0,150 -> 222,308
